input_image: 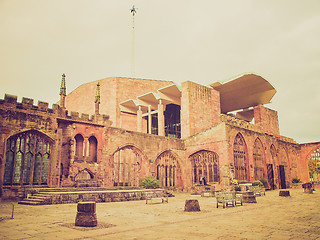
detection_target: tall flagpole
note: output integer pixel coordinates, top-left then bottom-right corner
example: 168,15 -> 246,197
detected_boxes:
130,5 -> 137,78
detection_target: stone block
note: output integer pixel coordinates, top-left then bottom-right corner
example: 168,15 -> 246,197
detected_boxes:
38,101 -> 48,111
279,190 -> 290,197
22,97 -> 34,106
184,199 -> 200,212
4,94 -> 17,104
81,113 -> 89,121
75,202 -> 97,227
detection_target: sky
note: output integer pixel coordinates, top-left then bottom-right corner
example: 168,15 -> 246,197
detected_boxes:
0,0 -> 319,144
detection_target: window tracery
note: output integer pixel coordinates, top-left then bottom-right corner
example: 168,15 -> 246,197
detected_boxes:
3,130 -> 52,186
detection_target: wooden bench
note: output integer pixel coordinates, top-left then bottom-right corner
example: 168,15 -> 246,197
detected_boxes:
249,186 -> 265,196
234,192 -> 243,206
145,192 -> 168,204
216,192 -> 235,208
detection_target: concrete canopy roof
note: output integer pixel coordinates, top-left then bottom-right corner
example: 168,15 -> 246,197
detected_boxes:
137,92 -> 160,110
119,99 -> 139,114
210,73 -> 276,113
158,84 -> 181,105
119,83 -> 182,114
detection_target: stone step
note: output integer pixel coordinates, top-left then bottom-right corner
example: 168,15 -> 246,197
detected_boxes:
28,196 -> 50,201
18,193 -> 53,205
18,199 -> 45,205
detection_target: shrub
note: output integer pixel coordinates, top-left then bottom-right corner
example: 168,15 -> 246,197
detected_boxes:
259,178 -> 268,188
292,178 -> 301,183
142,176 -> 160,189
252,180 -> 263,186
234,185 -> 242,191
231,179 -> 238,185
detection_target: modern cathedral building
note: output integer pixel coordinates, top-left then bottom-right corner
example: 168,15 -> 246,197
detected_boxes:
0,73 -> 319,199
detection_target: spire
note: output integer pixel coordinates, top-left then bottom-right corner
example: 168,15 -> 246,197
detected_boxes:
95,82 -> 100,103
60,73 -> 66,96
95,82 -> 100,115
59,73 -> 66,108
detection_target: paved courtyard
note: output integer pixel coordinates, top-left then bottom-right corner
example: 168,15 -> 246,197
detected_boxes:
0,188 -> 319,240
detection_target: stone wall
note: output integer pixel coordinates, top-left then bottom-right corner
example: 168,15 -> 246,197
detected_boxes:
65,77 -> 173,128
181,81 -> 221,138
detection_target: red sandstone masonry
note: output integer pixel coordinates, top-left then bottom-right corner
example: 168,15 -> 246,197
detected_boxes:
181,81 -> 221,138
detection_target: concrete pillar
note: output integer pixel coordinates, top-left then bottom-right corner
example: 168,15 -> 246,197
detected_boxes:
148,105 -> 152,134
158,100 -> 165,136
137,106 -> 142,132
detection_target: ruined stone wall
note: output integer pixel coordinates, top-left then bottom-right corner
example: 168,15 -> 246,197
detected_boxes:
254,105 -> 280,136
0,94 -> 112,198
181,81 -> 221,138
299,142 -> 320,182
103,127 -> 186,188
184,123 -> 229,189
0,94 -> 62,190
225,123 -> 301,188
66,122 -> 107,186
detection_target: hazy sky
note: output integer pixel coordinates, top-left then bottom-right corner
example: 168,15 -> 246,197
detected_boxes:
0,0 -> 319,143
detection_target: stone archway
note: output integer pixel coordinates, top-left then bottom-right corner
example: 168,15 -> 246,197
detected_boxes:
233,133 -> 249,181
307,146 -> 320,182
112,145 -> 143,187
189,150 -> 219,185
154,150 -> 183,188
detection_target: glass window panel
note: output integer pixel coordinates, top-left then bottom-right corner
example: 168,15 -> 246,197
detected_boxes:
4,150 -> 14,185
33,153 -> 41,184
23,152 -> 33,185
41,153 -> 49,184
21,138 -> 25,152
29,137 -> 34,152
13,151 -> 23,184
16,138 -> 21,152
6,139 -> 11,151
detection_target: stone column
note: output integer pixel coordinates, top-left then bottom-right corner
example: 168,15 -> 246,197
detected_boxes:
148,105 -> 152,134
75,202 -> 98,227
158,100 -> 165,136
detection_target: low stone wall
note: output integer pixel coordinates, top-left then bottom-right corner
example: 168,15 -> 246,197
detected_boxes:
45,189 -> 165,205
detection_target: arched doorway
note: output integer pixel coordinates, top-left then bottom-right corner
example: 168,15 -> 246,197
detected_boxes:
307,146 -> 320,182
112,146 -> 142,187
253,138 -> 265,180
233,133 -> 249,181
267,145 -> 277,190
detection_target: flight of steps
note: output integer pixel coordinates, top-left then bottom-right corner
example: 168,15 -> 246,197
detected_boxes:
18,192 -> 53,205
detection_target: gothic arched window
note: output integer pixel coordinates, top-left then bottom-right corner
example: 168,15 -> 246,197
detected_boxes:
155,151 -> 183,187
113,146 -> 142,187
308,146 -> 320,182
88,136 -> 98,162
253,138 -> 265,180
189,150 -> 219,184
3,130 -> 52,186
233,133 -> 248,181
74,134 -> 84,160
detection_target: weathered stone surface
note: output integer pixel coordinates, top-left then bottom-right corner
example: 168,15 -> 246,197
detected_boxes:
75,202 -> 97,227
184,199 -> 200,212
279,190 -> 290,197
242,192 -> 257,203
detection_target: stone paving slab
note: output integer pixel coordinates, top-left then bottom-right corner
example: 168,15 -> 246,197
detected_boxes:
1,189 -> 320,240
